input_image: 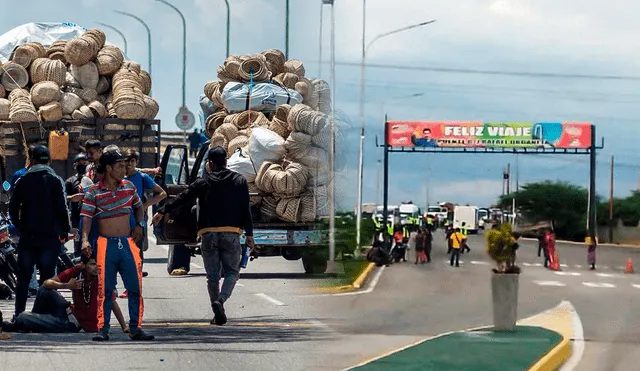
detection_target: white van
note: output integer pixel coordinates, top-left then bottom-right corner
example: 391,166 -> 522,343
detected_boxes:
453,206 -> 479,233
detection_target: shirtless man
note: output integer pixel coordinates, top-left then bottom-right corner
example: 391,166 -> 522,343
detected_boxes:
80,146 -> 154,341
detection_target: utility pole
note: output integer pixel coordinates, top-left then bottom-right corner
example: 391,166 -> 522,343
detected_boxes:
505,163 -> 511,195
608,155 -> 614,243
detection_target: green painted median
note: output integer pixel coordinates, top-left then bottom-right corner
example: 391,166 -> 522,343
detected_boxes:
350,326 -> 562,371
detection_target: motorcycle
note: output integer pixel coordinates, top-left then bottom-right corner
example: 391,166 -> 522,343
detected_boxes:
0,212 -> 18,292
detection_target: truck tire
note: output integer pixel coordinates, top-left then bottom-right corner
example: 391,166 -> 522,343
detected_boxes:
167,244 -> 192,275
282,248 -> 302,261
302,250 -> 328,274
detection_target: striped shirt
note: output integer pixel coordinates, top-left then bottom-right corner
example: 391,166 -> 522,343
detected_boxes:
80,179 -> 142,220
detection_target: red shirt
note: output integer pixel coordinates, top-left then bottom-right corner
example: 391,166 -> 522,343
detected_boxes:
57,266 -> 108,333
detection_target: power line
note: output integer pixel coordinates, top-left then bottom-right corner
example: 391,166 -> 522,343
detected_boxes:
308,60 -> 640,81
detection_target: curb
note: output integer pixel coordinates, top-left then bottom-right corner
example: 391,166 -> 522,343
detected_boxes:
310,262 -> 376,294
521,301 -> 575,371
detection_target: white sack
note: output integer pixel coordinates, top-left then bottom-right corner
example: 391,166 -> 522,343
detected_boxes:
227,147 -> 257,183
222,81 -> 303,114
248,127 -> 286,171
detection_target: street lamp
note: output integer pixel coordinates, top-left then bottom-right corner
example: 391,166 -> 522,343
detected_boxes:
96,22 -> 128,54
355,17 -> 436,251
114,11 -> 152,95
285,0 -> 290,58
223,0 -> 230,58
155,0 -> 188,144
321,0 -> 336,272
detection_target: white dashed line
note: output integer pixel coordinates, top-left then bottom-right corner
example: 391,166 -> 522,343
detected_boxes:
533,280 -> 566,287
255,293 -> 286,306
560,264 -> 568,268
582,282 -> 615,288
632,284 -> 640,289
523,263 -> 532,267
596,273 -> 615,278
555,271 -> 581,276
575,265 -> 583,268
470,261 -> 489,265
533,263 -> 542,267
601,266 -> 610,269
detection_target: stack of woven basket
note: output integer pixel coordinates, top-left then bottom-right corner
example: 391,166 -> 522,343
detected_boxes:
202,50 -> 334,223
0,27 -> 158,123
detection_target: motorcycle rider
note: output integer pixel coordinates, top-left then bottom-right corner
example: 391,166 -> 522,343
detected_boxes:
9,144 -> 75,318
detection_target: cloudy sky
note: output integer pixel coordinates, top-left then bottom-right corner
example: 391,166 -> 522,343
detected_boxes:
1,0 -> 639,212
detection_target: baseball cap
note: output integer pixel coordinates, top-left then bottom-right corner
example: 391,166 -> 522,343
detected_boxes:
99,146 -> 124,167
74,153 -> 88,163
31,145 -> 50,162
208,146 -> 227,167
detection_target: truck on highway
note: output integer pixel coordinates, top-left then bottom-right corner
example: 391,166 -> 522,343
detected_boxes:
453,205 -> 479,234
399,202 -> 421,230
152,144 -> 329,275
427,205 -> 448,225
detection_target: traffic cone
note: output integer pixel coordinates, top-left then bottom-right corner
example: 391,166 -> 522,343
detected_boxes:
550,251 -> 561,271
626,258 -> 634,274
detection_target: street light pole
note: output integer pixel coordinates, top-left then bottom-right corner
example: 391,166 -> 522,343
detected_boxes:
96,22 -> 128,55
285,0 -> 290,59
114,11 -> 152,95
318,0 -> 323,78
355,18 -> 436,251
223,0 -> 230,57
155,0 -> 188,144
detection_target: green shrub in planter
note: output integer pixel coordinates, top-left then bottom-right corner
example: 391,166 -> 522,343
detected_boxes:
485,223 -> 521,274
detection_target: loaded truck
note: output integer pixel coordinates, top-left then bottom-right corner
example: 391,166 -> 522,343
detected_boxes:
453,205 -> 479,234
152,144 -> 329,275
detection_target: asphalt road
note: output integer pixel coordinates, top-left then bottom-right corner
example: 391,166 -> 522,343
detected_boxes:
300,231 -> 640,370
0,237 -> 338,371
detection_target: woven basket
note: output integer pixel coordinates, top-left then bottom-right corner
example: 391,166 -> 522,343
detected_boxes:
113,86 -> 145,119
205,110 -> 227,138
96,76 -> 110,94
8,88 -> 29,102
312,185 -> 330,217
12,44 -> 41,68
215,122 -> 238,141
69,87 -> 98,104
312,79 -> 332,115
70,62 -> 99,90
284,131 -> 312,159
0,98 -> 9,120
9,96 -> 38,123
284,59 -> 305,77
260,196 -> 279,222
0,84 -> 4,99
43,59 -> 66,87
1,62 -> 29,91
204,81 -> 226,108
273,72 -> 299,89
290,105 -> 327,135
228,136 -> 249,158
299,191 -> 317,222
299,147 -> 329,170
139,70 -> 152,95
229,110 -> 269,130
64,37 -> 96,66
312,123 -> 331,149
276,197 -> 302,223
217,66 -> 235,83
61,92 -> 83,115
88,100 -> 108,118
248,182 -> 262,207
262,49 -> 286,76
238,54 -> 271,82
270,161 -> 308,196
142,95 -> 159,119
47,40 -> 67,59
84,29 -> 107,52
210,133 -> 228,150
269,117 -> 291,139
30,81 -> 61,107
95,45 -> 124,76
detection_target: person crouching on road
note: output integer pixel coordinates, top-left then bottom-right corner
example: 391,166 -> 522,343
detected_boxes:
80,146 -> 154,342
152,146 -> 255,326
449,228 -> 465,267
1,256 -> 128,334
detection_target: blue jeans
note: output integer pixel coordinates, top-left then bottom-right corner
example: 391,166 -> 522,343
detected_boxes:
12,287 -> 79,333
201,232 -> 242,307
15,242 -> 59,316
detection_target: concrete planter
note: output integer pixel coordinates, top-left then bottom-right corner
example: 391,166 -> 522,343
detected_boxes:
491,273 -> 519,331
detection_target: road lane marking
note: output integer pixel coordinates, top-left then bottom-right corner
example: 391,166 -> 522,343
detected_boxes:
145,321 -> 316,328
523,263 -> 532,266
533,263 -> 542,267
255,293 -> 285,306
555,272 -> 581,276
575,265 -> 583,268
595,273 -> 615,278
633,284 -> 640,289
306,266 -> 387,297
582,282 -> 615,288
533,280 -> 566,287
470,261 -> 489,265
558,302 -> 586,371
601,266 -> 610,269
560,264 -> 568,268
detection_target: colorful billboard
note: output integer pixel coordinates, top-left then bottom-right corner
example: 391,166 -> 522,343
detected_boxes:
386,121 -> 592,149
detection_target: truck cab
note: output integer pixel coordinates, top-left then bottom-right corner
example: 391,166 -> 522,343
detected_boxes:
399,202 -> 421,231
152,144 -> 329,274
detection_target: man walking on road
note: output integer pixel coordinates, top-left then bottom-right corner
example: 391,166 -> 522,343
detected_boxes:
460,222 -> 471,254
449,228 -> 465,268
80,146 -> 154,342
9,145 -> 74,317
152,146 -> 255,326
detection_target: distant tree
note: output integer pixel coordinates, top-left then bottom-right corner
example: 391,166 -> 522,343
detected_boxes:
597,190 -> 640,227
497,181 -> 592,241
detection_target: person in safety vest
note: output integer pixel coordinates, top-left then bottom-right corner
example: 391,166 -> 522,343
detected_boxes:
460,222 -> 471,254
426,215 -> 434,232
